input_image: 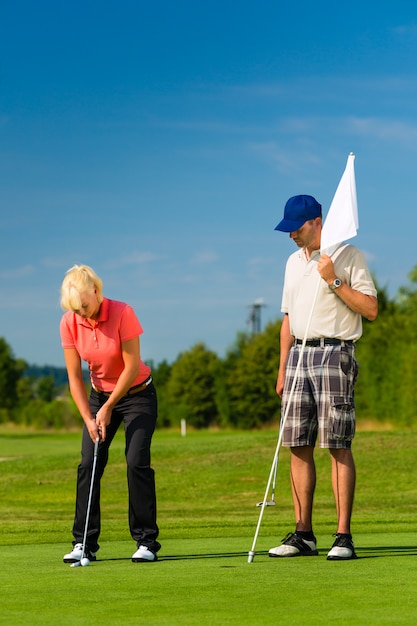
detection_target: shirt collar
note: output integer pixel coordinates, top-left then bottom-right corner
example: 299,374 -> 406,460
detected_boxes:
75,297 -> 109,327
297,248 -> 320,261
96,297 -> 109,322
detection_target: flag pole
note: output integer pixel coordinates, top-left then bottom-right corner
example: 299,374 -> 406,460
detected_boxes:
247,153 -> 358,563
247,274 -> 321,563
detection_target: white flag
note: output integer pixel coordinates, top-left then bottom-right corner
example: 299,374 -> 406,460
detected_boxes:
320,153 -> 358,255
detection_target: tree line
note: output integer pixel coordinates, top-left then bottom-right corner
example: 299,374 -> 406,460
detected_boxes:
1,268 -> 417,430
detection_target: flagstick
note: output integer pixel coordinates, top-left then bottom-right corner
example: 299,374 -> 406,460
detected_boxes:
248,274 -> 322,563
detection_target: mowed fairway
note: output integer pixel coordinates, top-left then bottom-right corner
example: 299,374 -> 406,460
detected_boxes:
1,427 -> 417,625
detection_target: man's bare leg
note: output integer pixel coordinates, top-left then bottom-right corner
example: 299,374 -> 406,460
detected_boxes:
290,445 -> 316,531
330,448 -> 356,534
269,445 -> 318,557
326,448 -> 357,560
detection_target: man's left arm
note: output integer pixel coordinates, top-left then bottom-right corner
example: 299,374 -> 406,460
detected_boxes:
317,253 -> 378,321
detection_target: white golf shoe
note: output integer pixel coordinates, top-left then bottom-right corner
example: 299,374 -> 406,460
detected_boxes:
63,542 -> 97,563
132,545 -> 157,562
269,532 -> 318,557
327,534 -> 357,560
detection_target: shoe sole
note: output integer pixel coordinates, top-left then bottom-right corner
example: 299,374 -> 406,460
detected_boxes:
327,553 -> 357,561
132,556 -> 157,562
269,550 -> 319,558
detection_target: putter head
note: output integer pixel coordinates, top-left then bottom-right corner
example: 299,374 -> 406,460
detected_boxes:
256,500 -> 276,507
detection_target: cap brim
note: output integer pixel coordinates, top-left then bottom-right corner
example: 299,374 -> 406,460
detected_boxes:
274,219 -> 305,233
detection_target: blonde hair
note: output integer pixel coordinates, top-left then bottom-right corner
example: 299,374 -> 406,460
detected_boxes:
60,264 -> 104,311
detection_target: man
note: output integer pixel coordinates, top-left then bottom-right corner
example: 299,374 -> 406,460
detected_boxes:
269,194 -> 378,560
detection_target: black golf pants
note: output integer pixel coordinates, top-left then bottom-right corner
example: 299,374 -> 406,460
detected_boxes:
71,383 -> 160,554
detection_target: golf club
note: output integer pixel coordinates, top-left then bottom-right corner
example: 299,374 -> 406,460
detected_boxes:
71,437 -> 99,568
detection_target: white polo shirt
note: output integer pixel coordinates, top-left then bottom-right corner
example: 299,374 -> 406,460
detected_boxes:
281,243 -> 377,341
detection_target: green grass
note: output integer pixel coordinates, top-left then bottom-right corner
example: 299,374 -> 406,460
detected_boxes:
1,427 -> 417,624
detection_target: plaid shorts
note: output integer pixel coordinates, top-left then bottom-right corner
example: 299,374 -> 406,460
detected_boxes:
281,341 -> 359,449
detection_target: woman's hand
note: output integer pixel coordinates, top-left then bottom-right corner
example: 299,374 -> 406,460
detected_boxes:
85,417 -> 101,443
95,403 -> 113,442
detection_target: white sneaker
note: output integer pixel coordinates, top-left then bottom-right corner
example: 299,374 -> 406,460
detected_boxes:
269,532 -> 318,557
63,543 -> 97,563
132,545 -> 157,562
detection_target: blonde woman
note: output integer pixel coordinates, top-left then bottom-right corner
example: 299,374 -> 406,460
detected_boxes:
60,264 -> 160,564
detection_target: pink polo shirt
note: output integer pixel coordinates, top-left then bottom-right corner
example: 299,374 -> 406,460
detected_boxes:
60,297 -> 151,392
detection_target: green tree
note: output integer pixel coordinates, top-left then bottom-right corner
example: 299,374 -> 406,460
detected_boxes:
151,359 -> 172,387
354,282 -> 395,423
37,375 -> 55,403
215,332 -> 253,427
16,376 -> 36,404
226,319 -> 281,428
397,265 -> 417,315
150,359 -> 173,428
0,337 -> 26,410
165,343 -> 221,428
355,270 -> 417,427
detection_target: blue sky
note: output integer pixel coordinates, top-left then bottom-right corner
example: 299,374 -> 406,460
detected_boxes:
1,1 -> 417,367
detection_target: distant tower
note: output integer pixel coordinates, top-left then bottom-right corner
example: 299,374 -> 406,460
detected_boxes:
247,298 -> 266,335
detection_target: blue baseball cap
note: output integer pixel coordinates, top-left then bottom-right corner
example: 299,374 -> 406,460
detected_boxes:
274,195 -> 322,232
